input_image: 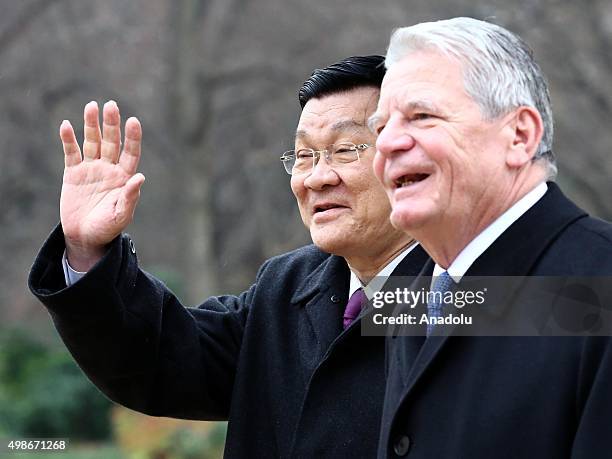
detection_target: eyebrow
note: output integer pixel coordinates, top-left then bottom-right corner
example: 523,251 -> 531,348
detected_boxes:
294,130 -> 308,140
330,119 -> 365,131
367,100 -> 442,132
294,119 -> 366,141
404,100 -> 439,113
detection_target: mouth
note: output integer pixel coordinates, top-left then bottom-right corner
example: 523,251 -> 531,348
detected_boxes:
313,203 -> 349,214
393,173 -> 430,188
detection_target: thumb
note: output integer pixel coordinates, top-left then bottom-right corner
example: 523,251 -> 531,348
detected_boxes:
115,173 -> 145,225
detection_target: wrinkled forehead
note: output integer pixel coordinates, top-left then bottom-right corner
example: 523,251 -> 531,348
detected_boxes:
295,87 -> 380,143
295,119 -> 368,143
373,51 -> 467,119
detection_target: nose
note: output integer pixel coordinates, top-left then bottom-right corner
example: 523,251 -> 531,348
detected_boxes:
375,116 -> 416,159
303,155 -> 341,190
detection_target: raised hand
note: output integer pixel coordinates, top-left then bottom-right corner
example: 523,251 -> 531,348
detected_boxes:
60,100 -> 145,271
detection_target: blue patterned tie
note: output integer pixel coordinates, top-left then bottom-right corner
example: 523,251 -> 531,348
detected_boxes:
427,271 -> 454,336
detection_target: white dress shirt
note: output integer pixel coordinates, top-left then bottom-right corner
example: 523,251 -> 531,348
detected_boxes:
62,251 -> 87,286
433,181 -> 548,285
349,242 -> 420,300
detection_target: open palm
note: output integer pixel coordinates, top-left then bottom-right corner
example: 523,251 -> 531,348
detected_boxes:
60,101 -> 145,269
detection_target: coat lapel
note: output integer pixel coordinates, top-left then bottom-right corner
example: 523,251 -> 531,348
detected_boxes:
390,244 -> 431,278
391,259 -> 434,386
291,244 -> 431,370
398,183 -> 588,394
290,254 -> 349,370
358,244 -> 431,326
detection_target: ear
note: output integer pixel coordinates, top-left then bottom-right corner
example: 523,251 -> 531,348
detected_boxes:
505,106 -> 544,169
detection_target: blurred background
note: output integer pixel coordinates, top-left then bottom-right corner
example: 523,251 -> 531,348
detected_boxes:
1,0 -> 611,457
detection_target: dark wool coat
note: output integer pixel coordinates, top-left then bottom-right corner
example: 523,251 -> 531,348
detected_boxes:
29,227 -> 428,458
379,183 -> 612,458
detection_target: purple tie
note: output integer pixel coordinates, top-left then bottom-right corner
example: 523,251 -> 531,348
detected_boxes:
343,288 -> 366,329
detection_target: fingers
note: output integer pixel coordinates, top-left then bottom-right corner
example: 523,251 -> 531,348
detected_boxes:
59,120 -> 82,167
67,101 -> 142,173
115,173 -> 145,226
101,100 -> 121,163
83,101 -> 102,161
119,117 -> 142,175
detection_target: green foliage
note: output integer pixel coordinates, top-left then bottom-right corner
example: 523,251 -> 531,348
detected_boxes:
0,329 -> 47,398
165,422 -> 227,459
112,406 -> 226,459
0,328 -> 112,440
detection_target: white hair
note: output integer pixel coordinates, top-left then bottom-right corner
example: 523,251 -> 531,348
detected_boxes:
386,17 -> 557,179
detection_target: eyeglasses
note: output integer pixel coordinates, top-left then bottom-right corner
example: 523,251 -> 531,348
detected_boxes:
280,142 -> 373,175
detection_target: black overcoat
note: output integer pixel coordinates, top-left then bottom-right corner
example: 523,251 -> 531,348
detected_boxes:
28,226 -> 428,458
379,183 -> 612,458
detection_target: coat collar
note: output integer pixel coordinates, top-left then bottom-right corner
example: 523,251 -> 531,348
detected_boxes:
290,252 -> 348,306
389,244 -> 430,278
395,183 -> 589,399
466,182 -> 586,277
290,245 -> 431,370
291,244 -> 431,303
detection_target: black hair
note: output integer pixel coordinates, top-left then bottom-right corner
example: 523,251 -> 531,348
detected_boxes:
298,55 -> 386,108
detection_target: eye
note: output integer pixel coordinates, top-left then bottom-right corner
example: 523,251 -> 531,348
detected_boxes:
412,113 -> 433,121
334,145 -> 356,154
371,123 -> 386,135
368,117 -> 386,135
296,149 -> 314,159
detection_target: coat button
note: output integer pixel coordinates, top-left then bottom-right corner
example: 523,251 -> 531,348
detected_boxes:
330,295 -> 340,303
393,434 -> 410,456
129,239 -> 136,254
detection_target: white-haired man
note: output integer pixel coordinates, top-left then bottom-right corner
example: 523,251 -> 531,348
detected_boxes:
370,17 -> 612,458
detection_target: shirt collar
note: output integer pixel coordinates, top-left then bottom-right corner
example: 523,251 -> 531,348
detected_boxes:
433,181 -> 548,283
349,242 -> 419,299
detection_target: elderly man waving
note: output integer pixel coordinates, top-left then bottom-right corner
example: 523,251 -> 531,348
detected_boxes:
29,56 -> 429,458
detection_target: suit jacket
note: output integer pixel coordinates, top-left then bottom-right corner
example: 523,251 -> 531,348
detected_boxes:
379,183 -> 612,458
28,226 -> 429,458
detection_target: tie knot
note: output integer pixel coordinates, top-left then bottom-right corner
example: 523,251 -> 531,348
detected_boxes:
432,271 -> 454,294
343,288 -> 366,329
